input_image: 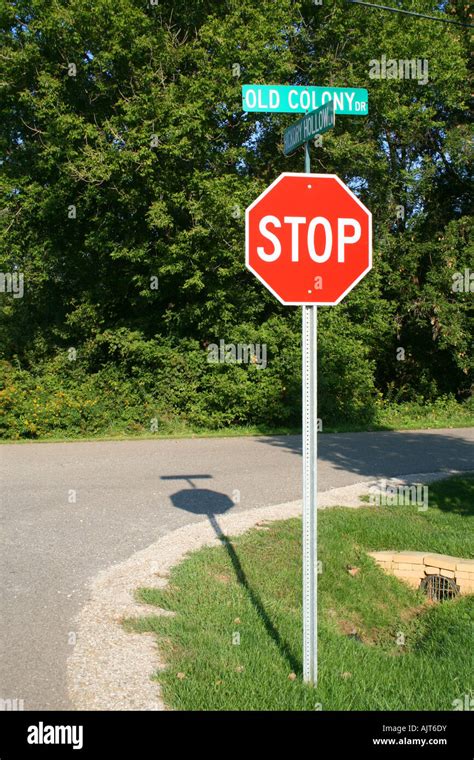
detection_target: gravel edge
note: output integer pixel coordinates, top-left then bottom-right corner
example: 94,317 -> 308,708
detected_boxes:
67,470 -> 464,711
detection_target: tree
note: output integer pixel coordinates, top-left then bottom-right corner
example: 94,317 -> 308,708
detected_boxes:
0,0 -> 471,435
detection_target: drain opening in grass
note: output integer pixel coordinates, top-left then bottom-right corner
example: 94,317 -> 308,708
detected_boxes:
420,574 -> 459,602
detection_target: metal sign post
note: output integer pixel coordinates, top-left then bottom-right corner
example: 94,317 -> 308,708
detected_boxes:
244,84 -> 371,688
302,140 -> 318,684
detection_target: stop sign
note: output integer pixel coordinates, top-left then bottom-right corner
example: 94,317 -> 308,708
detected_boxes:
245,173 -> 372,304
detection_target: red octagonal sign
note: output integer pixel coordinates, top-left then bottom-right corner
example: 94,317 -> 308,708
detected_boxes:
245,173 -> 372,305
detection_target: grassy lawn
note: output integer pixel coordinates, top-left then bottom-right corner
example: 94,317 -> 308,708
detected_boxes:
128,475 -> 474,711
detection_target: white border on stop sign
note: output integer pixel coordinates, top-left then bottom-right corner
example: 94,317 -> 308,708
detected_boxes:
245,173 -> 372,306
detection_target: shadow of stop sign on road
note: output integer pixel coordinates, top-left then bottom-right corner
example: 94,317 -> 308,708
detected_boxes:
245,173 -> 372,304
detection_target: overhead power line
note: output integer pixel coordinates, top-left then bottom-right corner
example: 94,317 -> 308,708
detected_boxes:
345,1 -> 474,28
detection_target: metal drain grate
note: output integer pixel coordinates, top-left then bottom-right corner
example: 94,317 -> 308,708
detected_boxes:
420,574 -> 459,601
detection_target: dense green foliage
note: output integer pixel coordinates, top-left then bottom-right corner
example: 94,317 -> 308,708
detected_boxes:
130,474 -> 474,710
1,0 -> 472,437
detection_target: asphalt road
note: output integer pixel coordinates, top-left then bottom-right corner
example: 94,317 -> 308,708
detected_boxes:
1,428 -> 473,710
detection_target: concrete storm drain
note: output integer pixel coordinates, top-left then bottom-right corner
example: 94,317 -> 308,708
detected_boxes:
369,551 -> 474,600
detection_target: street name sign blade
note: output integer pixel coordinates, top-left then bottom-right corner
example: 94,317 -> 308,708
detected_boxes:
284,101 -> 335,156
245,173 -> 372,305
242,84 -> 369,115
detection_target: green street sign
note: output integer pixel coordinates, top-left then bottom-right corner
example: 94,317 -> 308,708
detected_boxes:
242,84 -> 368,116
283,100 -> 335,155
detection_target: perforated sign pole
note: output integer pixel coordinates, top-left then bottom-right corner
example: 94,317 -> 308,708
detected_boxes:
245,101 -> 372,686
302,140 -> 318,685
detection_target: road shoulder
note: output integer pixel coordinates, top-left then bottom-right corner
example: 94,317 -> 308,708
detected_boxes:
67,470 -> 464,711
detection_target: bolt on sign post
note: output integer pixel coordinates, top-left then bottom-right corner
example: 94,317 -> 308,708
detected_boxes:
244,84 -> 371,685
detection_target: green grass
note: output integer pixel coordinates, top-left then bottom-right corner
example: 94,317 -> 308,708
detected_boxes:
1,397 -> 472,444
375,397 -> 474,433
128,474 -> 474,711
0,423 -> 300,445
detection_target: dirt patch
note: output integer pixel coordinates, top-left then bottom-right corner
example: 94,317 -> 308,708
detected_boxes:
399,602 -> 431,622
211,572 -> 232,584
336,617 -> 363,639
